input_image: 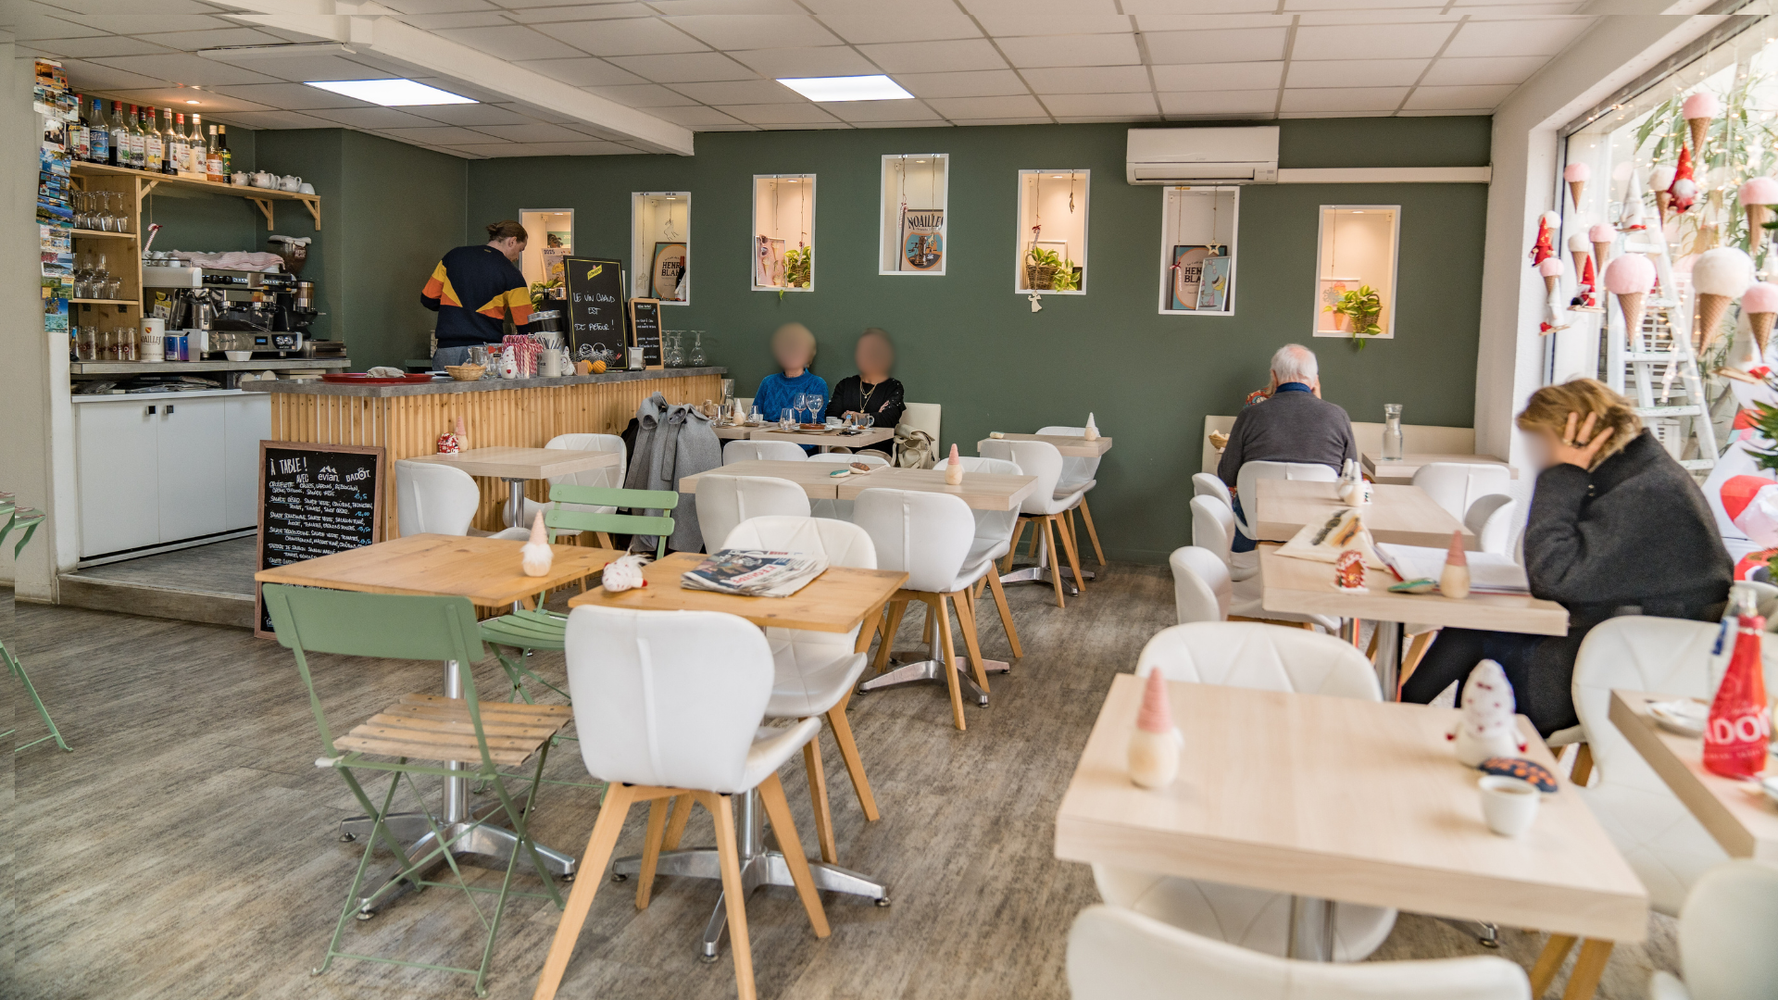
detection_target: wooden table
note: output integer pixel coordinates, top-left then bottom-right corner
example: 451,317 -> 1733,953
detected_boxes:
1056,677 -> 1646,994
678,461 -> 1039,511
408,446 -> 621,527
678,459 -> 852,499
980,433 -> 1113,458
1363,452 -> 1515,487
1609,690 -> 1778,862
749,426 -> 897,452
1254,479 -> 1476,549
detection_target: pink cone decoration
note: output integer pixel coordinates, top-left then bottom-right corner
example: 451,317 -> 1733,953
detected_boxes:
1137,668 -> 1172,734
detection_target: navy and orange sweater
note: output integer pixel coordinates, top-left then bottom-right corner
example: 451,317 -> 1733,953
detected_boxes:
421,245 -> 532,348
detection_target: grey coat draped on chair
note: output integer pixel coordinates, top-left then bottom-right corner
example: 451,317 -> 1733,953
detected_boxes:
623,392 -> 721,552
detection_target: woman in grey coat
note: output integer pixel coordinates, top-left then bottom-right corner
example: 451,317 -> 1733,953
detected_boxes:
1400,378 -> 1732,736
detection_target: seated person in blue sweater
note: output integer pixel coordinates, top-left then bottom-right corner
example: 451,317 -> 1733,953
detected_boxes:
753,324 -> 828,448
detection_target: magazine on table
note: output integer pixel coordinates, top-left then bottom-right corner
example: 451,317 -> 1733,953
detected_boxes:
1373,543 -> 1530,595
682,549 -> 828,598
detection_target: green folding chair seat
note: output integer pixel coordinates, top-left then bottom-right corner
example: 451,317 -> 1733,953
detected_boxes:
0,498 -> 68,754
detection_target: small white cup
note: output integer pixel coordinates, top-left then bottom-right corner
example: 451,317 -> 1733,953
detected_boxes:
1478,775 -> 1541,837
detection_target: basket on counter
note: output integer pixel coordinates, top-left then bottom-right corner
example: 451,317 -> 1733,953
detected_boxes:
445,364 -> 486,382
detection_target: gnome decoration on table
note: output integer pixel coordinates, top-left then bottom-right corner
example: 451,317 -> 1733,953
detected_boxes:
944,443 -> 964,485
1684,90 -> 1721,155
1742,282 -> 1778,356
1448,659 -> 1529,767
1564,162 -> 1590,208
436,424 -> 462,454
1128,669 -> 1182,790
1084,412 -> 1101,441
520,512 -> 554,578
1693,246 -> 1756,353
1741,177 -> 1778,251
601,553 -> 651,593
1439,530 -> 1471,599
1669,145 -> 1699,215
1334,549 -> 1366,593
1604,252 -> 1657,342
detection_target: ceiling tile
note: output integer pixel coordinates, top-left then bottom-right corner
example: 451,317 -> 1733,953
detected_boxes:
205,82 -> 373,110
663,14 -> 842,49
997,33 -> 1140,69
545,18 -> 707,56
729,46 -> 878,78
1292,22 -> 1456,58
1442,17 -> 1591,57
817,99 -> 940,122
851,119 -> 955,129
431,24 -> 586,59
857,39 -> 1008,74
211,55 -> 396,84
1456,3 -> 1587,15
959,0 -> 1123,14
719,103 -> 842,124
48,13 -> 236,34
817,13 -> 981,44
378,0 -> 501,12
206,109 -> 343,129
1135,12 -> 1290,29
1145,28 -> 1289,64
669,78 -> 800,104
896,70 -> 1028,99
605,51 -> 755,82
648,104 -> 746,126
1124,0 -> 1277,13
379,125 -> 510,144
974,14 -> 1133,35
1418,54 -> 1548,86
512,55 -> 645,86
132,26 -> 286,48
1286,58 -> 1429,89
107,87 -> 271,113
393,11 -> 517,29
799,0 -> 961,12
1283,0 -> 1446,8
1021,66 -> 1151,93
586,82 -> 700,107
503,3 -> 656,21
941,116 -> 1051,125
1151,61 -> 1282,91
29,35 -> 174,58
1040,93 -> 1159,117
88,53 -> 280,87
302,106 -> 450,129
1158,89 -> 1278,116
643,0 -> 808,12
1402,83 -> 1516,109
464,122 -> 598,141
927,94 -> 1048,118
1279,86 -> 1409,113
408,103 -> 545,125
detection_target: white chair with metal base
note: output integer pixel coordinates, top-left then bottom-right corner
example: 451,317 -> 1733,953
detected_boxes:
694,475 -> 811,555
1168,546 -> 1230,624
1191,494 -> 1247,580
503,432 -> 627,537
981,438 -> 1089,607
1412,462 -> 1512,523
395,460 -> 530,539
722,439 -> 808,464
1232,460 -> 1338,543
1192,472 -> 1232,510
1093,622 -> 1396,962
1067,906 -> 1530,1000
533,606 -> 835,1000
1649,860 -> 1778,1000
953,456 -> 1025,665
853,488 -> 996,731
1037,424 -> 1106,566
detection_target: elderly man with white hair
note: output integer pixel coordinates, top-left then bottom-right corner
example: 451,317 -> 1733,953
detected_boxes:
1216,344 -> 1358,553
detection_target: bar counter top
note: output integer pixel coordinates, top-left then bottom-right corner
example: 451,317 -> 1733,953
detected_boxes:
240,365 -> 727,397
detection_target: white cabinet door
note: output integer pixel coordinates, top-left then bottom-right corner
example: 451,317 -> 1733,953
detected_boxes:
156,396 -> 228,543
223,394 -> 270,531
75,400 -> 163,557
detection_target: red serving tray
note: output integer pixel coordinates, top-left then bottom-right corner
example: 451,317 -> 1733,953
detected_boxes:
321,373 -> 438,385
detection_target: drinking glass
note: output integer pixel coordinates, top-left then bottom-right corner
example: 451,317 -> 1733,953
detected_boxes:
78,325 -> 96,361
792,392 -> 808,424
1382,403 -> 1404,461
111,192 -> 129,233
720,378 -> 735,416
860,413 -> 874,431
780,408 -> 795,431
749,403 -> 763,425
689,332 -> 706,367
91,253 -> 110,299
808,395 -> 824,425
104,275 -> 122,300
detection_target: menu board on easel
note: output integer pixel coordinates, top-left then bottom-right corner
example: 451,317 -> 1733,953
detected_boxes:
255,441 -> 384,638
628,297 -> 662,369
564,256 -> 626,366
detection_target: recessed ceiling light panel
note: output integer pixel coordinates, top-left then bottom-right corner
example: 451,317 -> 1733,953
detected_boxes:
305,79 -> 477,107
776,75 -> 912,102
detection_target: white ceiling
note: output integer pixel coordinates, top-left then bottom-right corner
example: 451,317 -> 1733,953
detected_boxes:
3,0 -> 1599,159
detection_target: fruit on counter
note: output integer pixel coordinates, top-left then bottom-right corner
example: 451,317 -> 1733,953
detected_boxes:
591,359 -> 607,374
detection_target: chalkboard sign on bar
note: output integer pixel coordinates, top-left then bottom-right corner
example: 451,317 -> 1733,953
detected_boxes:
255,441 -> 385,638
629,297 -> 662,369
564,256 -> 626,367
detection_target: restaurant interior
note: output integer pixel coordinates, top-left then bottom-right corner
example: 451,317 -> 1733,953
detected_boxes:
5,3 -> 1778,999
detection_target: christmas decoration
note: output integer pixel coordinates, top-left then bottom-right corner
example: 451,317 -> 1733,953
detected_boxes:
1721,474 -> 1778,547
1334,549 -> 1366,592
1669,145 -> 1698,215
601,553 -> 651,593
1440,529 -> 1470,599
1538,256 -> 1566,294
1739,176 -> 1778,248
1623,166 -> 1650,230
1605,252 -> 1657,339
1448,660 -> 1528,766
1693,246 -> 1756,352
1563,162 -> 1590,208
1129,669 -> 1181,789
1528,211 -> 1558,266
944,443 -> 963,486
520,512 -> 553,578
1682,90 -> 1721,155
1589,223 -> 1616,270
1743,282 -> 1778,355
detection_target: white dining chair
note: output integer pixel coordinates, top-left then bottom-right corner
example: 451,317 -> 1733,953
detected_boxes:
723,440 -> 808,464
979,438 -> 1090,607
1649,860 -> 1778,1000
1192,472 -> 1232,510
1167,546 -> 1230,624
395,460 -> 529,539
1464,494 -> 1518,555
504,432 -> 627,539
1190,494 -> 1245,579
1067,905 -> 1530,1000
535,605 -> 830,1000
1093,622 -> 1394,961
1413,462 -> 1512,523
1037,424 -> 1106,566
956,456 -> 1026,660
694,475 -> 811,555
720,517 -> 882,854
899,402 -> 941,446
1232,460 -> 1338,542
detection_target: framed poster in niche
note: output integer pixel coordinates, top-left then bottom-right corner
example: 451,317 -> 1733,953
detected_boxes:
631,192 -> 690,305
880,154 -> 949,276
753,175 -> 814,292
1157,186 -> 1238,316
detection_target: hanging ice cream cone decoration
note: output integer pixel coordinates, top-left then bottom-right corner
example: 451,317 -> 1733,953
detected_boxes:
1604,252 -> 1656,345
1567,233 -> 1591,279
1589,223 -> 1615,269
1650,165 -> 1675,227
1693,247 -> 1755,353
1563,163 -> 1590,209
1683,90 -> 1720,158
1741,283 -> 1778,356
1538,256 -> 1565,294
1739,177 -> 1778,251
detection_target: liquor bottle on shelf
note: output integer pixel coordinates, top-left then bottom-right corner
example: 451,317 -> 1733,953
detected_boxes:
159,109 -> 176,175
70,93 -> 88,162
216,125 -> 231,179
170,113 -> 188,176
187,114 -> 206,178
88,97 -> 109,165
206,124 -> 222,182
144,106 -> 162,173
108,101 -> 127,167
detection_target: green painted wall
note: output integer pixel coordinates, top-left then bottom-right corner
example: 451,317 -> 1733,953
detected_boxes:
138,127 -> 258,257
464,118 -> 1490,563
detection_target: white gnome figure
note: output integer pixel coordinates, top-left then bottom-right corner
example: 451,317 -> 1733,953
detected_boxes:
520,511 -> 554,578
601,553 -> 651,593
1448,659 -> 1528,765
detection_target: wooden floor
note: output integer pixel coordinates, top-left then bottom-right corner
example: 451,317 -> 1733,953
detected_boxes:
2,565 -> 1676,1000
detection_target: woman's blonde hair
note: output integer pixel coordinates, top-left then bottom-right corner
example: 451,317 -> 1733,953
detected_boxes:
771,323 -> 816,366
1515,378 -> 1642,469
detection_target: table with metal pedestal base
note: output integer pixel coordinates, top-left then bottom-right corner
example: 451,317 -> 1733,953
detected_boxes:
857,630 -> 1007,707
1000,528 -> 1092,596
608,788 -> 889,961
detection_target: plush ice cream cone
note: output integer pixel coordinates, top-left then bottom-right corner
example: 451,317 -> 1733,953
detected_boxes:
1693,246 -> 1757,351
1742,283 -> 1778,355
1544,275 -> 1560,294
1655,190 -> 1671,225
1619,291 -> 1647,339
1752,312 -> 1778,355
1749,203 -> 1772,245
1570,249 -> 1591,279
1690,117 -> 1710,154
1563,163 -> 1589,209
1698,292 -> 1734,351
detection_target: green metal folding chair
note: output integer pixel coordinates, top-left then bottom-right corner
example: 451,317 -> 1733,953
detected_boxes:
263,583 -> 571,997
0,498 -> 69,754
480,484 -> 677,705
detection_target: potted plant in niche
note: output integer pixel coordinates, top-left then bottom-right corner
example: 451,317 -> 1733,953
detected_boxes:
1050,258 -> 1079,292
1325,285 -> 1384,348
1026,245 -> 1062,290
784,245 -> 812,289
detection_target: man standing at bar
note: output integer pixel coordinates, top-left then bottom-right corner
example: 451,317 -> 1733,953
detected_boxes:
422,220 -> 533,370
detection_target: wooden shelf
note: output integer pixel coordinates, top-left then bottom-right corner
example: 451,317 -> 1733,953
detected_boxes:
71,161 -> 321,231
71,229 -> 136,240
70,357 -> 351,375
69,298 -> 138,306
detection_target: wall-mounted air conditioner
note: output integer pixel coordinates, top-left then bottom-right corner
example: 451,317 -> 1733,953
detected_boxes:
1126,126 -> 1279,185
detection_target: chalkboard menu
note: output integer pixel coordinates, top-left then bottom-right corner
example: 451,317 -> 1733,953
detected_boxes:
564,256 -> 625,366
255,441 -> 385,637
629,298 -> 662,369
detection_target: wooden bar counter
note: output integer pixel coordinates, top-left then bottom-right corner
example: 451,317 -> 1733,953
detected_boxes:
242,367 -> 724,536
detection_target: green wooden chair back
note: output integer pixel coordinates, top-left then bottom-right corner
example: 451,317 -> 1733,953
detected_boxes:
545,484 -> 677,558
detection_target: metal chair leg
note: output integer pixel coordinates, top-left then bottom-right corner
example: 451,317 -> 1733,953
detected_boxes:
2,637 -> 70,753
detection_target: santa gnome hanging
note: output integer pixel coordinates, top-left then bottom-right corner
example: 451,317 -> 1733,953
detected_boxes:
1528,210 -> 1559,267
1669,144 -> 1699,215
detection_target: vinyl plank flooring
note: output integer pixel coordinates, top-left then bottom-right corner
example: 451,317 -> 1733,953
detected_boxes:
75,535 -> 258,596
4,563 -> 1676,999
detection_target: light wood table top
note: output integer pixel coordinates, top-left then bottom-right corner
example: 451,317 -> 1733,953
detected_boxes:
1055,676 -> 1647,942
1363,452 -> 1515,486
677,460 -> 843,498
1259,548 -> 1568,635
834,466 -> 1039,511
1609,690 -> 1778,862
407,446 -> 620,481
713,423 -> 756,440
254,533 -> 624,607
982,433 -> 1113,457
749,426 -> 897,449
567,551 -> 906,633
1254,479 -> 1475,549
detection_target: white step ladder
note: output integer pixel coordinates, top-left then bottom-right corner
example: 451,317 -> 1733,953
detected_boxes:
1603,233 -> 1718,473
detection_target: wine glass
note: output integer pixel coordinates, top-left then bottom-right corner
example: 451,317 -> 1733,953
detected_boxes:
91,253 -> 110,299
808,394 -> 824,425
792,392 -> 808,425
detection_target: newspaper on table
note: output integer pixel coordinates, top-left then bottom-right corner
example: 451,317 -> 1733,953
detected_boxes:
681,549 -> 828,598
1374,542 -> 1530,595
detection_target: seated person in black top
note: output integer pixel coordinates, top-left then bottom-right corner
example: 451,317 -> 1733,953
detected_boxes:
825,328 -> 906,453
1400,379 -> 1731,736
